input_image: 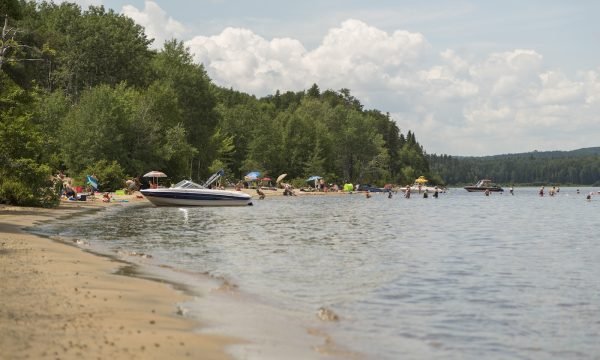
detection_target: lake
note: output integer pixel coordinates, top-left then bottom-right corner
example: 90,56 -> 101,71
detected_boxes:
35,187 -> 600,359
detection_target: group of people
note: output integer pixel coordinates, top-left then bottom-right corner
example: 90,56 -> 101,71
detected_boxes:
55,170 -> 147,202
539,186 -> 560,197
55,171 -> 96,200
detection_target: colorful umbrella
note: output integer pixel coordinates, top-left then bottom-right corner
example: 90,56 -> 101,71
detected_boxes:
415,176 -> 428,184
244,171 -> 261,181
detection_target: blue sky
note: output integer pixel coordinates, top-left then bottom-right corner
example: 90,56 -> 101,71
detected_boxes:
59,0 -> 600,156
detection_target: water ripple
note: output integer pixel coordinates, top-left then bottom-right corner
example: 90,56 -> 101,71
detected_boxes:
36,187 -> 600,359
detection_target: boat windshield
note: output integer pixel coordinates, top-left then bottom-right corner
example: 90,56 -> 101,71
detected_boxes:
476,179 -> 492,187
171,180 -> 206,189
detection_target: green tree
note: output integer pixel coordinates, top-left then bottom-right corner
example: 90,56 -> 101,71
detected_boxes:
23,3 -> 153,96
0,73 -> 58,206
162,123 -> 198,180
152,40 -> 219,181
59,83 -> 135,174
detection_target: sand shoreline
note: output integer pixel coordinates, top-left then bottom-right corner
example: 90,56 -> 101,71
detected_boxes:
0,198 -> 234,359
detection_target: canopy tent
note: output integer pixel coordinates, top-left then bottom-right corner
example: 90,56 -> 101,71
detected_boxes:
259,177 -> 274,187
343,183 -> 354,192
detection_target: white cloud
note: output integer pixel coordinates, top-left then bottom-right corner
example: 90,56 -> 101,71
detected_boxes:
536,71 -> 584,105
122,1 -> 186,48
120,1 -> 599,155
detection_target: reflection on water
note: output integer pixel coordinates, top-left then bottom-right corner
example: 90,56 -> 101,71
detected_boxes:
38,188 -> 600,359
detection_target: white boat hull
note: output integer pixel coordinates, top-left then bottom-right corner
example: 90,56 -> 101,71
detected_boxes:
141,188 -> 252,207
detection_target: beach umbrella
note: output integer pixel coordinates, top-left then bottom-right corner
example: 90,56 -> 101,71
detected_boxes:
415,176 -> 428,184
276,173 -> 287,183
306,175 -> 322,182
244,171 -> 260,181
143,170 -> 167,188
143,170 -> 167,178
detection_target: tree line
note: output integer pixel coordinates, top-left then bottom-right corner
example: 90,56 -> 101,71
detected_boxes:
0,1 -> 433,206
429,148 -> 600,186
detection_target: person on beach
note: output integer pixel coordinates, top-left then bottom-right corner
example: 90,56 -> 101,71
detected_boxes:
283,183 -> 296,196
64,182 -> 76,199
55,171 -> 65,196
235,181 -> 243,191
256,188 -> 265,200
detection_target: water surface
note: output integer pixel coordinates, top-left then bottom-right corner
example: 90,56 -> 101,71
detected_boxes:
36,187 -> 600,359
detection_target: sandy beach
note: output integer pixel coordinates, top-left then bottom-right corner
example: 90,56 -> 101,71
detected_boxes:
0,196 -> 234,360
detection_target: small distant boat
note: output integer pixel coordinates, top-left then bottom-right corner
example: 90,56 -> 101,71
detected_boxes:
141,170 -> 252,206
464,179 -> 504,192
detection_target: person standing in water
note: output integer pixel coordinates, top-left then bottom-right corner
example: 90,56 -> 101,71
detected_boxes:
509,185 -> 514,195
539,186 -> 544,197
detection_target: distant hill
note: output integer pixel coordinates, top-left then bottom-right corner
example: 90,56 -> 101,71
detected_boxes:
472,147 -> 600,160
454,146 -> 600,160
429,147 -> 600,186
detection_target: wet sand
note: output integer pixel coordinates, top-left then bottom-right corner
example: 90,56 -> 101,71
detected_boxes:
0,197 -> 234,359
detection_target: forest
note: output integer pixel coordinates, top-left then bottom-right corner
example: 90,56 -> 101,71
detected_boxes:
3,1 -> 598,207
0,0 -> 434,206
429,148 -> 600,186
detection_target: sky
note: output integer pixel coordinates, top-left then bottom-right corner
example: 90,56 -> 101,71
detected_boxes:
55,0 -> 600,156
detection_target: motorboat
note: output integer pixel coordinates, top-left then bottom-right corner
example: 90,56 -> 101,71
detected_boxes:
464,179 -> 504,192
142,180 -> 252,206
141,170 -> 252,206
